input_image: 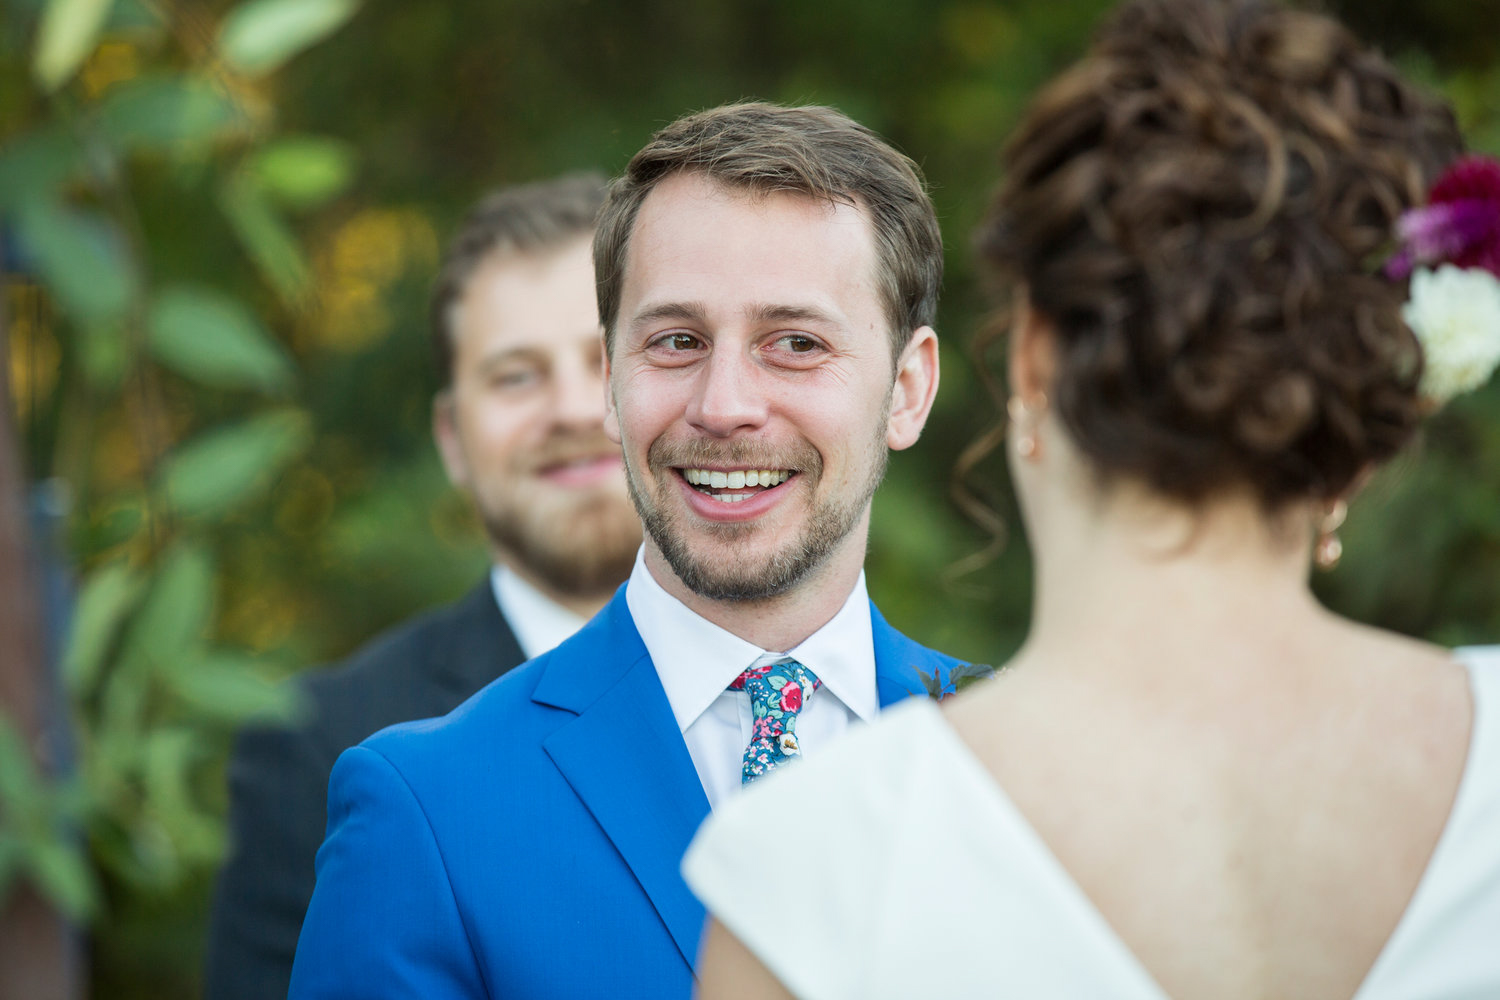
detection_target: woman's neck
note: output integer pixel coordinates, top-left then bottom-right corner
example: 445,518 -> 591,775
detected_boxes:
1019,484 -> 1335,683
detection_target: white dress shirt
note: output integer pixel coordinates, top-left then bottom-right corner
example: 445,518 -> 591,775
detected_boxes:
490,566 -> 587,660
625,548 -> 878,810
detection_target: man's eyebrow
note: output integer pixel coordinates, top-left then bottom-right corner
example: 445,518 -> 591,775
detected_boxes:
746,303 -> 840,327
474,345 -> 546,369
628,301 -> 710,330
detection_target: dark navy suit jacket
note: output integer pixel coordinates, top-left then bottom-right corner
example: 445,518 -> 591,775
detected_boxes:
206,582 -> 524,1000
288,586 -> 960,998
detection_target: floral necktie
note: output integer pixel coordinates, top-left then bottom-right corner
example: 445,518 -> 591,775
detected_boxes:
730,658 -> 822,784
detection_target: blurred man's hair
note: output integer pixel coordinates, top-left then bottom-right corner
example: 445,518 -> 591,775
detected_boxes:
430,172 -> 607,385
594,102 -> 942,360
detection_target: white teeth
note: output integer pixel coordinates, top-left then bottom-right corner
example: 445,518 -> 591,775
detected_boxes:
681,468 -> 792,488
710,492 -> 751,503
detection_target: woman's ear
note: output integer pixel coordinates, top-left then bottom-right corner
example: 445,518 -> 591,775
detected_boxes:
1007,287 -> 1058,403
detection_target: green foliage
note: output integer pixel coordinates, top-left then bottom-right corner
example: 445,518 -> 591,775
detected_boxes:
147,286 -> 295,392
218,0 -> 363,76
914,661 -> 999,700
0,127 -> 87,211
14,201 -> 137,328
217,168 -> 313,303
0,716 -> 99,920
2,0 -> 345,976
63,560 -> 146,699
95,76 -> 245,151
159,410 -> 311,516
31,0 -> 116,91
249,136 -> 357,208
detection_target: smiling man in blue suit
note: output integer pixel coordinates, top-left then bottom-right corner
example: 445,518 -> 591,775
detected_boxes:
289,101 -> 962,999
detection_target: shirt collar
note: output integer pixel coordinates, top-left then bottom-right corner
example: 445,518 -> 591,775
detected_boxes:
490,565 -> 588,660
625,548 -> 878,734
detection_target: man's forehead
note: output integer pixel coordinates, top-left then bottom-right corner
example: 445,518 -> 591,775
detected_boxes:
453,238 -> 601,349
619,174 -> 878,312
634,170 -> 867,230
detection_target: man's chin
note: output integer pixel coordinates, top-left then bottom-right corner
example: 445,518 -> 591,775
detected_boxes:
480,495 -> 642,599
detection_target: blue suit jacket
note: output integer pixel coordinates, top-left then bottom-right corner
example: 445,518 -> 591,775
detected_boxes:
289,587 -> 961,998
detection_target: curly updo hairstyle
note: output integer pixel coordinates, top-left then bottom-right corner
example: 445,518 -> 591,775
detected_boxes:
976,0 -> 1463,509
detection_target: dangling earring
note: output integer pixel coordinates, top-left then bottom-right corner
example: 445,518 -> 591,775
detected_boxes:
1007,393 -> 1046,460
1314,499 -> 1348,570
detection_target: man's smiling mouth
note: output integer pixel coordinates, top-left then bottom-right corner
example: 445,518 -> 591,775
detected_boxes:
679,468 -> 795,503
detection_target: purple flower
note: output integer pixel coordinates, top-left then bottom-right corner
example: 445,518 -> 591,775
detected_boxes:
1388,155 -> 1500,280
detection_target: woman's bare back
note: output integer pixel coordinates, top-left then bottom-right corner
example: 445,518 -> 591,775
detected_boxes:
947,625 -> 1473,1000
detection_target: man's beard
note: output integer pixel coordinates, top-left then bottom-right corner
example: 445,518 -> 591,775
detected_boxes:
476,432 -> 641,599
626,432 -> 888,603
482,491 -> 640,598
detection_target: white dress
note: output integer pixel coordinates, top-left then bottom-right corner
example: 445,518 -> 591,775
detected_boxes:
683,647 -> 1500,1000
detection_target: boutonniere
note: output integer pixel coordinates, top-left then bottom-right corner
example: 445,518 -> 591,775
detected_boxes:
914,662 -> 997,700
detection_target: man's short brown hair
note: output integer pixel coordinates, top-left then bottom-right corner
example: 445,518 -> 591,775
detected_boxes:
594,103 -> 942,359
430,172 -> 606,386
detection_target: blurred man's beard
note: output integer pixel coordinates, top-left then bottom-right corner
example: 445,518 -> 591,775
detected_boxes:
626,433 -> 887,603
481,489 -> 641,599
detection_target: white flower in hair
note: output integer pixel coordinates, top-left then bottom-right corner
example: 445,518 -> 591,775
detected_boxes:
1403,264 -> 1500,405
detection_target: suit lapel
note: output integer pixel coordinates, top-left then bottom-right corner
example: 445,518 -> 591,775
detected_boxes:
536,593 -> 710,972
871,601 -> 947,708
428,577 -> 526,698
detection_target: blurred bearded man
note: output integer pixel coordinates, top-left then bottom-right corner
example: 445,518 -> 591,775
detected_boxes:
205,173 -> 640,1000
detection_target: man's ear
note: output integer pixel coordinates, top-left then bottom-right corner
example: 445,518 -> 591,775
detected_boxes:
602,335 -> 622,445
432,389 -> 470,489
887,325 -> 940,451
1007,288 -> 1058,403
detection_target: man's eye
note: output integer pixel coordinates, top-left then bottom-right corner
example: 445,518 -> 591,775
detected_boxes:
782,335 -> 816,353
658,333 -> 701,351
490,367 -> 540,388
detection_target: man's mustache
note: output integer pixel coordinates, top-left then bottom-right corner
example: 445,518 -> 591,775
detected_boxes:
529,432 -> 623,471
646,436 -> 822,475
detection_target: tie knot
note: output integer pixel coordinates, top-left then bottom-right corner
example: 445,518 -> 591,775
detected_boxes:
730,659 -> 821,784
730,658 -> 821,714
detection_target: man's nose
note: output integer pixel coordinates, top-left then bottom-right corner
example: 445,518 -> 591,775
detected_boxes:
686,348 -> 769,437
552,355 -> 607,429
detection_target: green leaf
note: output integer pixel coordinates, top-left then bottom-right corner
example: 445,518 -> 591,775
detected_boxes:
217,171 -> 311,303
124,543 -> 216,671
62,560 -> 146,699
0,127 -> 89,211
96,75 -> 243,152
77,321 -> 131,390
0,714 -> 43,820
25,837 -> 99,921
32,0 -> 116,91
164,654 -> 306,724
249,136 -> 356,208
0,834 -> 21,898
218,0 -> 361,76
15,199 -> 138,327
147,285 -> 294,392
158,409 -> 311,516
949,662 -> 998,692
